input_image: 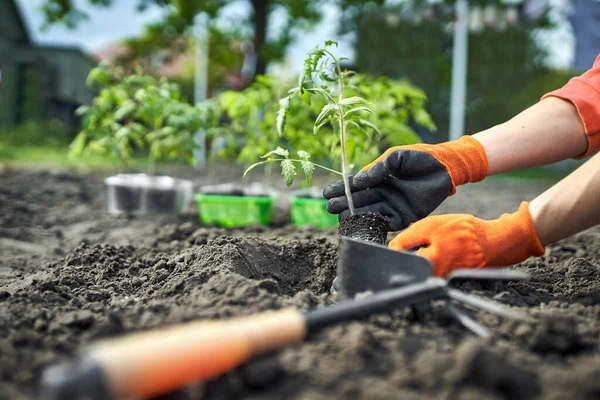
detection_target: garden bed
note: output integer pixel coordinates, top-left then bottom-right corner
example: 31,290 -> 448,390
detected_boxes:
1,168 -> 600,400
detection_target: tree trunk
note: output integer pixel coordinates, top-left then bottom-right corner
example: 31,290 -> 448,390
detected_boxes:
250,0 -> 269,79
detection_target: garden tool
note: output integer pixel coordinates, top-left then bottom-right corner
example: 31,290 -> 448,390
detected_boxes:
41,281 -> 446,400
335,237 -> 530,336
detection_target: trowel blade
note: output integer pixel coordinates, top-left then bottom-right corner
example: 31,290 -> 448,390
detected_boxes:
337,237 -> 433,299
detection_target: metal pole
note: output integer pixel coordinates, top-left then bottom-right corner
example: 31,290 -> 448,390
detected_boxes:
193,13 -> 209,168
449,0 -> 469,142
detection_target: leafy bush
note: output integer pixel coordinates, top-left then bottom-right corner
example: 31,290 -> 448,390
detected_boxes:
211,70 -> 435,177
70,62 -> 210,171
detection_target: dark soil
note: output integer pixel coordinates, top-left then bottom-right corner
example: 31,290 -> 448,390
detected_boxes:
2,167 -> 600,400
145,187 -> 178,213
112,184 -> 144,212
338,211 -> 390,244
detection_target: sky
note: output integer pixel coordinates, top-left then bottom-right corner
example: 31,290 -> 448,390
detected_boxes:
17,0 -> 573,71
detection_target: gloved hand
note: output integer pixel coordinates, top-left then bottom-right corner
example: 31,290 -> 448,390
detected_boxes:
323,136 -> 488,231
389,202 -> 546,277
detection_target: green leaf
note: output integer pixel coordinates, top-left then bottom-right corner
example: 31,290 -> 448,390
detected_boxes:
281,159 -> 297,187
297,70 -> 307,92
115,126 -> 132,139
300,89 -> 311,105
68,132 -> 87,158
325,40 -> 338,47
319,71 -> 337,83
75,105 -> 89,116
358,118 -> 381,138
413,108 -> 437,132
346,120 -> 365,133
314,104 -> 337,130
297,150 -> 314,183
313,120 -> 329,135
340,96 -> 370,106
297,150 -> 310,160
276,96 -> 291,136
243,161 -> 266,179
344,106 -> 375,118
261,146 -> 289,159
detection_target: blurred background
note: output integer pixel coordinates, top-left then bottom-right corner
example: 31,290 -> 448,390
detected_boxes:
0,0 -> 597,179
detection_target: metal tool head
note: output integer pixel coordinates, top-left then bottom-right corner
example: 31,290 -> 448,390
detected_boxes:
336,237 -> 433,299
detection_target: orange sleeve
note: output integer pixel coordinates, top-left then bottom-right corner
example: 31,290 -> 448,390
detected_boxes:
542,54 -> 600,158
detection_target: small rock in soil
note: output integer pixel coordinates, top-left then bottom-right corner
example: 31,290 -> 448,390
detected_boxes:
56,310 -> 96,329
239,352 -> 284,389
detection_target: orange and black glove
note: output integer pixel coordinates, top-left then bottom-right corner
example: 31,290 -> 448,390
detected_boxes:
323,136 -> 488,231
389,202 -> 546,277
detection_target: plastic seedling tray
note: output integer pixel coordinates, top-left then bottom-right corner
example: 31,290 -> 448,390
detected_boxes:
290,187 -> 338,229
195,183 -> 277,227
105,174 -> 193,215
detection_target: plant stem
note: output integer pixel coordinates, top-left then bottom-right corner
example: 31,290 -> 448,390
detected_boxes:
289,160 -> 342,175
148,157 -> 156,176
331,51 -> 356,216
338,116 -> 355,215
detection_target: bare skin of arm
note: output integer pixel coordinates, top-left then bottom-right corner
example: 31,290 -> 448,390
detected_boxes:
473,97 -> 588,175
471,96 -> 598,246
529,152 -> 600,246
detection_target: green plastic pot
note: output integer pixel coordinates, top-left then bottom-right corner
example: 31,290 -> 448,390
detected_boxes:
195,193 -> 277,227
290,195 -> 338,229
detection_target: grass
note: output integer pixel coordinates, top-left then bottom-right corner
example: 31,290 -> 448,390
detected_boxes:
0,144 -> 178,171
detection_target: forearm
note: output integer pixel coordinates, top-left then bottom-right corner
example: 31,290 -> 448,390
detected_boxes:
529,152 -> 600,246
473,97 -> 588,175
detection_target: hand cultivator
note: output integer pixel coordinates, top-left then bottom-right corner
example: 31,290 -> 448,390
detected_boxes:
41,238 -> 529,400
334,237 -> 530,337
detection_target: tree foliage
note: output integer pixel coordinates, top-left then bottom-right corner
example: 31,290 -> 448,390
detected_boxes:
40,0 -> 323,78
356,3 -> 553,140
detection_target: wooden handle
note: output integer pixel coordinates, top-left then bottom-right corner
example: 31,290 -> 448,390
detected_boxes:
89,308 -> 305,399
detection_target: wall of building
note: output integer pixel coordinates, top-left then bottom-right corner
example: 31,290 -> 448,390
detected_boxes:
14,47 -> 96,106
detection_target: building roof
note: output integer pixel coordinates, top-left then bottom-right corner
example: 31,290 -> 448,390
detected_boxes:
10,0 -> 32,44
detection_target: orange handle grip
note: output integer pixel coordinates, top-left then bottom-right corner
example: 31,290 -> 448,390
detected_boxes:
89,308 -> 305,399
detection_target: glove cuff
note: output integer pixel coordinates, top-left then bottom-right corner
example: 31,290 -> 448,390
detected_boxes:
475,202 -> 545,267
436,136 -> 488,191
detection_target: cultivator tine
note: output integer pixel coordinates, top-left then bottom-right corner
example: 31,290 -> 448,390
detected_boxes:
446,288 -> 531,322
446,303 -> 490,338
447,269 -> 528,283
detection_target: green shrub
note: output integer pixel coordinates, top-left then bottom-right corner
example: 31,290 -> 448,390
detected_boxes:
70,62 -> 210,171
